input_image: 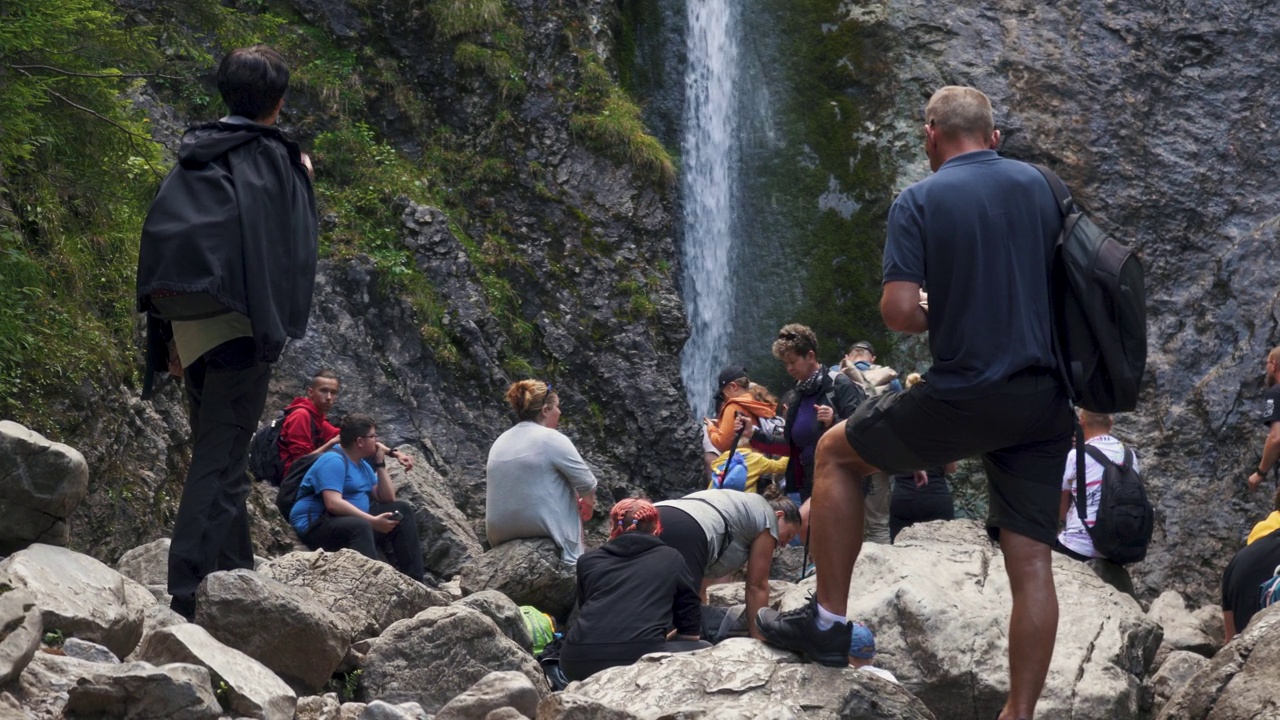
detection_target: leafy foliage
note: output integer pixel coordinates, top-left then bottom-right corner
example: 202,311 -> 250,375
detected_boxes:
569,53 -> 676,187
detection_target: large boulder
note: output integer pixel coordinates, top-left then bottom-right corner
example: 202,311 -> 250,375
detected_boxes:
386,448 -> 485,578
459,539 -> 576,619
453,590 -> 534,652
0,544 -> 148,659
541,638 -> 935,719
434,670 -> 540,720
0,420 -> 89,554
260,549 -> 445,641
1146,590 -> 1221,667
116,538 -> 172,603
1158,605 -> 1280,719
134,622 -> 296,720
777,520 -> 1162,720
0,587 -> 42,686
195,569 -> 348,693
4,650 -> 111,719
360,605 -> 545,713
63,661 -> 222,719
1144,650 -> 1209,717
705,580 -> 798,609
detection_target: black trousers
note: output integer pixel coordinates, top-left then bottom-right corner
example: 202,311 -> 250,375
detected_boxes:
167,337 -> 268,605
889,492 -> 955,543
299,499 -> 425,582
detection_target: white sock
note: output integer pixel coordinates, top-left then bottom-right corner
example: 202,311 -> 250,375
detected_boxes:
815,603 -> 847,631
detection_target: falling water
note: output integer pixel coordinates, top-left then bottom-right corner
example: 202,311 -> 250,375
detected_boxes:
679,0 -> 740,419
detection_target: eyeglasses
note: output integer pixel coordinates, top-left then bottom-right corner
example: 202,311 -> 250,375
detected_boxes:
361,433 -> 379,440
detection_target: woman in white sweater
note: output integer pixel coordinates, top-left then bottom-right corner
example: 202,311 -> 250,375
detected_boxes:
486,380 -> 598,564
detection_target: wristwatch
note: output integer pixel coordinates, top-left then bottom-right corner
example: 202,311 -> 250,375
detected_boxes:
371,460 -> 386,469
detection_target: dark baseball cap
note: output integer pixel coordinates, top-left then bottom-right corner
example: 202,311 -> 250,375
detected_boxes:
718,365 -> 748,388
850,341 -> 875,354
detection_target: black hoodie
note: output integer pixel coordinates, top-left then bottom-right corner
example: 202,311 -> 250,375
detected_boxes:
565,532 -> 702,646
136,120 -> 318,395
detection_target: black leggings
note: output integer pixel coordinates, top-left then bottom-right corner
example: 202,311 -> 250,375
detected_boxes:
299,499 -> 424,581
889,492 -> 955,543
560,639 -> 712,681
656,506 -> 711,587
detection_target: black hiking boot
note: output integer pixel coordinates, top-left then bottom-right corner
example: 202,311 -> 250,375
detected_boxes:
756,594 -> 851,668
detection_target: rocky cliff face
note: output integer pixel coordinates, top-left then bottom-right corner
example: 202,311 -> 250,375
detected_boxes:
767,0 -> 1280,604
63,0 -> 701,564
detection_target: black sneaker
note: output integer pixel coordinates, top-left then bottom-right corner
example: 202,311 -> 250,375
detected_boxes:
756,594 -> 851,668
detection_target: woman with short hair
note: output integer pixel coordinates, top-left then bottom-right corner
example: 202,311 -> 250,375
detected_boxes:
485,380 -> 598,564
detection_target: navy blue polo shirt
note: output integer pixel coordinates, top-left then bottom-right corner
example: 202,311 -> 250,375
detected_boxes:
882,150 -> 1061,398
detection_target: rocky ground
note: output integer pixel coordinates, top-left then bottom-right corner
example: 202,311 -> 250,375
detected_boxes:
5,421 -> 1275,719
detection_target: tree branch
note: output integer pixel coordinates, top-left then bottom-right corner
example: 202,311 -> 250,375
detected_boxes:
8,64 -> 184,81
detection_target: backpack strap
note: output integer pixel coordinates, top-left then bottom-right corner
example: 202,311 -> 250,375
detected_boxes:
1030,163 -> 1075,218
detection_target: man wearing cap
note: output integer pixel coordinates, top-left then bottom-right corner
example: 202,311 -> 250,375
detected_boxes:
757,86 -> 1071,720
847,622 -> 898,684
1247,346 -> 1280,492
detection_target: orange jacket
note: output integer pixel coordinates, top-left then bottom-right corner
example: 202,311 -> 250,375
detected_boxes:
706,396 -> 777,453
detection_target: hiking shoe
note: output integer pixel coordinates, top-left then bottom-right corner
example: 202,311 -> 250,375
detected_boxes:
756,594 -> 851,667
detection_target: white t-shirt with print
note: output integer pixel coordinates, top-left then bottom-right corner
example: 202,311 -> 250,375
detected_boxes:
1058,435 -> 1139,559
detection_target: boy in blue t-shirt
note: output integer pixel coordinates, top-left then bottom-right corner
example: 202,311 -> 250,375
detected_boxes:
289,413 -> 425,583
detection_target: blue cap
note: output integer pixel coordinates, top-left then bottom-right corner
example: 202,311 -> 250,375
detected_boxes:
849,622 -> 876,660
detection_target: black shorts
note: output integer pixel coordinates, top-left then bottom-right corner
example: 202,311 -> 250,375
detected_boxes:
656,506 -> 710,587
844,370 -> 1072,546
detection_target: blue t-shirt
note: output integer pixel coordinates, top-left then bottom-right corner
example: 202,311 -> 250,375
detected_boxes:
882,150 -> 1060,398
289,449 -> 377,534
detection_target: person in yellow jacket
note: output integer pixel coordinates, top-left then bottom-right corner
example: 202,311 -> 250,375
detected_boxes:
1248,487 -> 1280,544
709,434 -> 789,494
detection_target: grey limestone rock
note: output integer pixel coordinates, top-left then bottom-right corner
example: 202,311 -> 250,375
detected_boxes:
382,448 -> 484,578
541,639 -> 933,720
1145,649 -> 1209,717
1158,605 -> 1280,719
459,539 -> 576,619
0,588 -> 42,686
453,590 -> 534,653
5,651 -> 111,720
0,421 -> 89,555
360,700 -> 430,719
704,580 -> 797,609
63,661 -> 221,719
195,569 -> 348,693
134,622 -> 296,720
260,549 -> 446,642
0,544 -> 147,659
1147,590 -> 1221,668
60,637 -> 119,665
296,693 -> 342,720
434,670 -> 540,720
778,520 -> 1162,720
116,538 -> 172,603
360,605 -> 545,714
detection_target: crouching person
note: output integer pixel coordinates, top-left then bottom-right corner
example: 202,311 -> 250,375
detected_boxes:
289,413 -> 425,582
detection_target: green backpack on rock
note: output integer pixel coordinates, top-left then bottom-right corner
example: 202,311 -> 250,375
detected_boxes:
520,605 -> 556,655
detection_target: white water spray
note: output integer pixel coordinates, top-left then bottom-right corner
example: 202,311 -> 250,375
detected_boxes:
679,0 -> 740,419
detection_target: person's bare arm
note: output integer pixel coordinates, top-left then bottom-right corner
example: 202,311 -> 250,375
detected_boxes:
1059,490 -> 1073,524
744,530 -> 778,640
1249,423 -> 1280,490
320,489 -> 399,533
881,281 -> 929,334
1223,610 -> 1236,644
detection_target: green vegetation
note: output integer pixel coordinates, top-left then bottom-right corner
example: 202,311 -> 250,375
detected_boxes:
429,0 -> 507,39
41,628 -> 65,647
570,53 -> 676,187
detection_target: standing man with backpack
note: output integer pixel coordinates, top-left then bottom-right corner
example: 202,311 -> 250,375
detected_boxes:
757,86 -> 1074,720
136,46 -> 318,620
837,340 -> 902,544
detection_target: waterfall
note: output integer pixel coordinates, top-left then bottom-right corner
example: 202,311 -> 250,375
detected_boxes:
679,0 -> 740,420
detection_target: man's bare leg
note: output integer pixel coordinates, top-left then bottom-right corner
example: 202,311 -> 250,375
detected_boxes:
998,529 -> 1058,720
811,421 -> 878,616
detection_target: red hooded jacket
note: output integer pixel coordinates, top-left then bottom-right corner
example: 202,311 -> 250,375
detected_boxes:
277,396 -> 339,474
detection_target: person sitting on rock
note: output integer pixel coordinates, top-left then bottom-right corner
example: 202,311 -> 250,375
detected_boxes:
1222,486 -> 1280,643
288,413 -> 425,582
655,487 -> 801,639
1248,483 -> 1280,545
278,369 -> 413,476
560,499 -> 710,681
1055,410 -> 1140,564
486,380 -> 598,565
848,622 -> 899,683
